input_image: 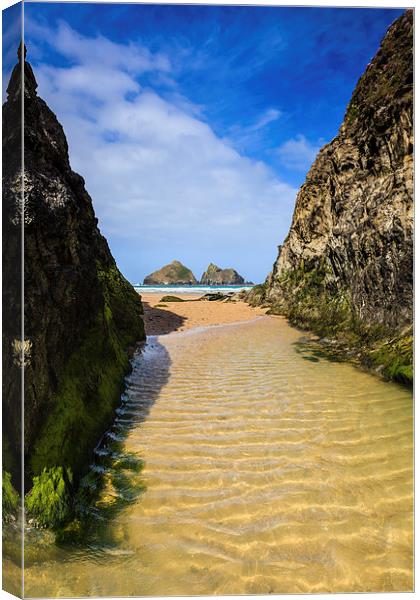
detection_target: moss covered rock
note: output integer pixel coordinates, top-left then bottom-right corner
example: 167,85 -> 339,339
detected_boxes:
3,48 -> 146,525
246,284 -> 267,307
368,330 -> 413,385
159,295 -> 185,302
260,12 -> 413,385
25,467 -> 73,528
2,471 -> 19,519
29,263 -> 144,480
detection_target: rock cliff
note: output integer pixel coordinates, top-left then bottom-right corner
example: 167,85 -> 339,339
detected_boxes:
3,45 -> 145,523
200,263 -> 245,285
144,260 -> 197,285
255,11 -> 413,383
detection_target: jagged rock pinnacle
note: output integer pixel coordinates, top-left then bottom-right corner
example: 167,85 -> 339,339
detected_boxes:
6,41 -> 37,100
2,45 -> 145,498
18,40 -> 27,62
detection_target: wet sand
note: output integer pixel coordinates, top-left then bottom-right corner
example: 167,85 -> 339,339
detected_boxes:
140,292 -> 267,335
20,316 -> 413,596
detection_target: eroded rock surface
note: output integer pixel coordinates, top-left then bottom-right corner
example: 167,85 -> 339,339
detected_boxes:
3,47 -> 145,510
200,263 -> 245,285
259,11 -> 413,383
144,260 -> 198,285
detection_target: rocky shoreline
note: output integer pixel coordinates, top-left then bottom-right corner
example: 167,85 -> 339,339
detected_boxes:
245,11 -> 413,386
3,47 -> 145,528
244,285 -> 412,386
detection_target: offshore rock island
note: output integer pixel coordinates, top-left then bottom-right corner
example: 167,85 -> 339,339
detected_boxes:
143,260 -> 249,286
200,263 -> 247,285
3,46 -> 145,525
248,10 -> 413,384
143,260 -> 198,285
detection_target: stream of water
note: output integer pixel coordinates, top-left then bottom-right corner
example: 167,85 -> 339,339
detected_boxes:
6,316 -> 413,596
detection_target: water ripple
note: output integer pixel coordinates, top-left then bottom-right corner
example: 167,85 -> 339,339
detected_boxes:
23,317 -> 413,596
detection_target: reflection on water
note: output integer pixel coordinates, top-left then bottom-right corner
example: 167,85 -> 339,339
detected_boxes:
7,317 -> 413,596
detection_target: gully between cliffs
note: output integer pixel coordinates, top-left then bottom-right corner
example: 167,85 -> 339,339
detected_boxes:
4,317 -> 412,596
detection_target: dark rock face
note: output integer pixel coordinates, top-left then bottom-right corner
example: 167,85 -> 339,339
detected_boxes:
3,48 -> 145,497
263,11 -> 413,383
200,263 -> 245,285
2,46 -> 24,492
144,260 -> 198,285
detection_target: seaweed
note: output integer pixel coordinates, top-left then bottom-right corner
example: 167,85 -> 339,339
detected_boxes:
261,263 -> 412,385
26,261 -> 145,526
2,471 -> 19,518
159,295 -> 185,302
25,467 -> 73,527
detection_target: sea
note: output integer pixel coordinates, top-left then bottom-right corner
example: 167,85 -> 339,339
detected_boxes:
133,284 -> 254,294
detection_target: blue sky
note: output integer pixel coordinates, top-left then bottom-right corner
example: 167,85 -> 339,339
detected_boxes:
4,3 -> 403,283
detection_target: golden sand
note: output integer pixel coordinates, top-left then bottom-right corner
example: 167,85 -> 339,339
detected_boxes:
20,317 -> 413,596
140,292 -> 267,335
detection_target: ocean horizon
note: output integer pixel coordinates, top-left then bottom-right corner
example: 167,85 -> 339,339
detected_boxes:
133,284 -> 255,294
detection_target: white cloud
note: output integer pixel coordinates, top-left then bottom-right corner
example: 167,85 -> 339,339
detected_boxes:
227,107 -> 282,151
277,134 -> 323,171
26,20 -> 297,282
253,108 -> 282,130
29,19 -> 170,74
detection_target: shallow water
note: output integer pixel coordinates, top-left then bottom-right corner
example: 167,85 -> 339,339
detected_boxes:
11,317 -> 414,595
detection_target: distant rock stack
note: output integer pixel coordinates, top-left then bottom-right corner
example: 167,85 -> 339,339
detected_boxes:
3,44 -> 145,517
258,10 -> 413,383
200,263 -> 245,285
144,260 -> 198,285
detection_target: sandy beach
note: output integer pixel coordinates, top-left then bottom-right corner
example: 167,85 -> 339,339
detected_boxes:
140,292 -> 267,335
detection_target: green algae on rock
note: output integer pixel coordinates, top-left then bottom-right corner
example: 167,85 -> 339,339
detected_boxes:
2,471 -> 19,520
367,329 -> 413,385
2,47 -> 145,526
245,283 -> 268,307
159,295 -> 186,302
254,11 -> 413,384
28,264 -> 144,481
25,467 -> 73,528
